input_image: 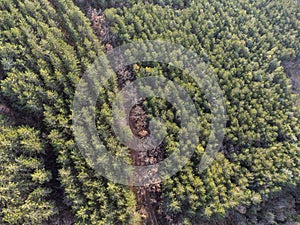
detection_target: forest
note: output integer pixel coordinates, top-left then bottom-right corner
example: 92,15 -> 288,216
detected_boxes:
0,0 -> 300,224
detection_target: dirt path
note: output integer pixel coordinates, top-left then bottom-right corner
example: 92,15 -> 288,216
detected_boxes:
88,9 -> 163,224
129,106 -> 162,225
145,192 -> 159,225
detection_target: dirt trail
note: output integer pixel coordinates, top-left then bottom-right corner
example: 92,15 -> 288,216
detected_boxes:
282,58 -> 300,99
128,104 -> 163,225
146,192 -> 159,225
88,9 -> 164,224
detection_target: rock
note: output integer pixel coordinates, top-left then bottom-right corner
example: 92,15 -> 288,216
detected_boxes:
236,205 -> 247,214
138,130 -> 148,138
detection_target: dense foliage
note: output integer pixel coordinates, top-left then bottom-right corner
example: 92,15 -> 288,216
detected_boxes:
0,0 -> 299,224
0,0 -> 138,224
104,1 -> 300,223
0,116 -> 53,224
